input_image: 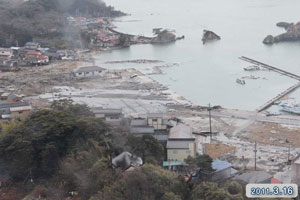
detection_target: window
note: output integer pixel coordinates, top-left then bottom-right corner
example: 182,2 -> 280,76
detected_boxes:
173,150 -> 178,154
186,150 -> 191,154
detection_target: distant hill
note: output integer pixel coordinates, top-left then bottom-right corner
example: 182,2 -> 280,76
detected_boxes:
0,0 -> 124,48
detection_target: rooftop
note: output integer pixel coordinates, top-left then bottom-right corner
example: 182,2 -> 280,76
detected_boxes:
147,113 -> 164,118
25,42 -> 39,46
131,126 -> 155,134
234,171 -> 272,184
92,107 -> 122,115
10,105 -> 32,112
212,160 -> 232,172
0,101 -> 30,110
76,66 -> 106,73
169,124 -> 195,139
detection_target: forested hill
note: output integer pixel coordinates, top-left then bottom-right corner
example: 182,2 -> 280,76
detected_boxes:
0,0 -> 124,48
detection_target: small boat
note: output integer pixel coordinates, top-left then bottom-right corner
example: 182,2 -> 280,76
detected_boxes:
280,104 -> 300,115
273,100 -> 281,105
243,65 -> 260,71
236,78 -> 246,85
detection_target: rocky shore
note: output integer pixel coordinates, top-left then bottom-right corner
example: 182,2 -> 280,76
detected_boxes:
263,21 -> 300,44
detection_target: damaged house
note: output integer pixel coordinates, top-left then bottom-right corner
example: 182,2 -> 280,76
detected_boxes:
0,101 -> 32,121
92,107 -> 123,126
74,66 -> 106,78
130,113 -> 170,143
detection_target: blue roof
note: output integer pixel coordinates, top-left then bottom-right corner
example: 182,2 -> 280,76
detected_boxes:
163,160 -> 182,167
25,42 -> 39,46
212,160 -> 232,172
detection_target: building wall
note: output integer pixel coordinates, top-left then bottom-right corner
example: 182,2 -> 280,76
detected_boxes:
195,135 -> 211,155
291,163 -> 300,185
167,143 -> 196,163
11,110 -> 30,120
148,118 -> 167,130
95,113 -> 105,118
75,70 -> 104,78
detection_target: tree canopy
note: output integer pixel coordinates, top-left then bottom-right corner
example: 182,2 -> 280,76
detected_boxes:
0,101 -> 110,180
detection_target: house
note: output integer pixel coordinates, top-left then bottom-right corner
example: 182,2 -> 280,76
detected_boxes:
0,93 -> 9,101
74,66 -> 106,78
212,160 -> 237,181
0,101 -> 32,120
166,124 -> 196,164
92,107 -> 123,126
96,33 -> 120,48
163,160 -> 182,171
7,93 -> 22,103
130,121 -> 168,143
234,171 -> 272,184
0,48 -> 11,58
147,113 -> 168,130
130,114 -> 170,143
24,42 -> 40,50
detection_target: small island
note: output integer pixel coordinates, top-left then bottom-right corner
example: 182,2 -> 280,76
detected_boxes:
202,30 -> 221,44
263,21 -> 300,44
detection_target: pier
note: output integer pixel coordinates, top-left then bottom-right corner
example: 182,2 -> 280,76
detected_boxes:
239,56 -> 300,80
239,56 -> 300,112
256,82 -> 300,112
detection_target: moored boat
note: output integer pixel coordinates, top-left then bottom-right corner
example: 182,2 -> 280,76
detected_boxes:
280,104 -> 300,115
236,78 -> 246,85
243,65 -> 260,71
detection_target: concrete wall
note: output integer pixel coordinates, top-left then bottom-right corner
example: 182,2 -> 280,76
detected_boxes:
11,110 -> 31,120
167,143 -> 196,163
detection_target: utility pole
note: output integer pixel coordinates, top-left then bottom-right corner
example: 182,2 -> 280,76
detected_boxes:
286,139 -> 291,164
288,142 -> 291,163
254,141 -> 257,171
208,103 -> 212,142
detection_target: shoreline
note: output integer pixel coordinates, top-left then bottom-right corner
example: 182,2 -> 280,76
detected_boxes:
2,52 -> 300,177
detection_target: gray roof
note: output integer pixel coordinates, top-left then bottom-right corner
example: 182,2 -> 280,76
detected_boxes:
131,126 -> 155,134
8,93 -> 18,99
147,113 -> 164,118
131,119 -> 147,126
234,171 -> 272,183
92,107 -> 122,115
0,101 -> 29,110
166,140 -> 193,149
169,124 -> 195,139
76,66 -> 106,73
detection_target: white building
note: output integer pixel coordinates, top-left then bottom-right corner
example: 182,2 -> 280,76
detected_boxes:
74,66 -> 106,78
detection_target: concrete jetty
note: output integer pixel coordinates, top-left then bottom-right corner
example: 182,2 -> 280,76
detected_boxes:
239,56 -> 300,112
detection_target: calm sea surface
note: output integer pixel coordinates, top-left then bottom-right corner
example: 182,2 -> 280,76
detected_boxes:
95,0 -> 300,110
